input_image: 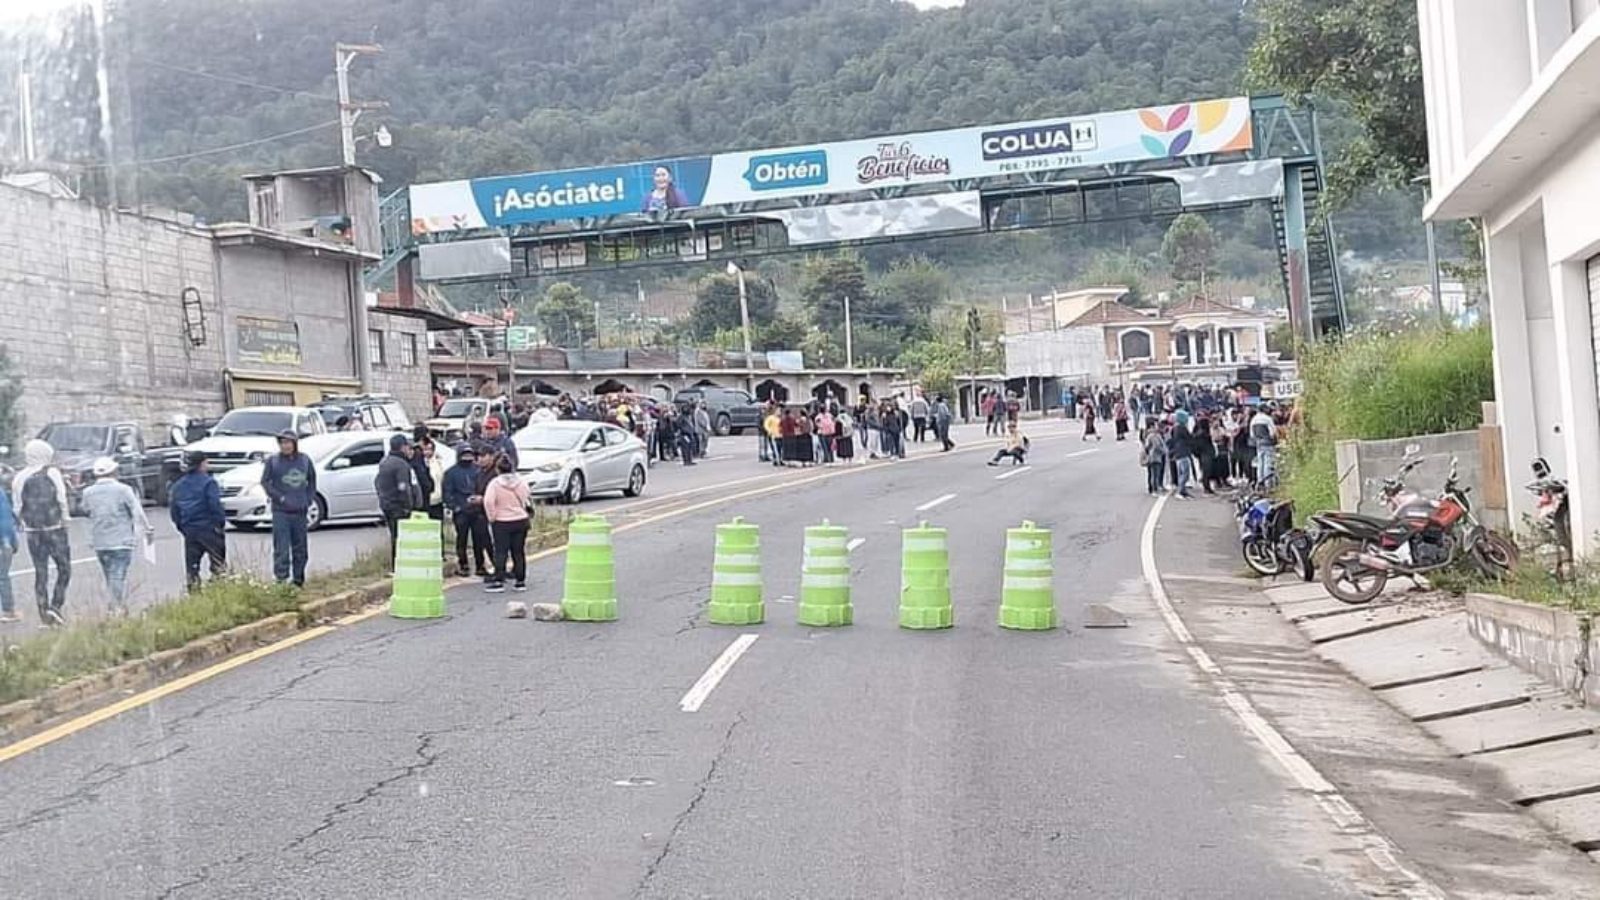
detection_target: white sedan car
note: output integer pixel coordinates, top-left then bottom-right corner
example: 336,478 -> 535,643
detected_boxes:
515,421 -> 647,504
217,432 -> 454,530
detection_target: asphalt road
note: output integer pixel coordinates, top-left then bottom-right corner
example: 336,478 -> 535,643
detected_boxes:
0,420 -> 1377,898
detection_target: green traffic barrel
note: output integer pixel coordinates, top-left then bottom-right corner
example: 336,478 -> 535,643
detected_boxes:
708,516 -> 764,625
797,519 -> 852,627
899,521 -> 953,629
562,514 -> 617,621
998,520 -> 1056,630
391,512 -> 445,619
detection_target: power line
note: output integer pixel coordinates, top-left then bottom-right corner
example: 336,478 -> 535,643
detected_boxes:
72,119 -> 340,170
131,56 -> 339,103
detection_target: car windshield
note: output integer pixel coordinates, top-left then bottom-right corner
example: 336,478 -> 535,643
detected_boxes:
38,424 -> 109,453
313,407 -> 349,425
514,425 -> 586,452
211,410 -> 293,437
437,399 -> 480,417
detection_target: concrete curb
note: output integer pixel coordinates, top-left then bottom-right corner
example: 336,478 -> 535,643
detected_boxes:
1464,592 -> 1597,705
0,579 -> 394,744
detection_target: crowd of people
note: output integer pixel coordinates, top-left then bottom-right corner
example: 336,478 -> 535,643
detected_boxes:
756,393 -> 956,467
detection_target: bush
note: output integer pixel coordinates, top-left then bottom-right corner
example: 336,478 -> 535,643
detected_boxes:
1281,326 -> 1495,519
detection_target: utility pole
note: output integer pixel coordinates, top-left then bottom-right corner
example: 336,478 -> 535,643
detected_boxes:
335,43 -> 384,167
843,294 -> 855,369
18,68 -> 36,163
728,262 -> 755,393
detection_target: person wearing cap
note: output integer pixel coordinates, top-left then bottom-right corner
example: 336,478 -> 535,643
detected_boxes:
261,429 -> 316,587
480,417 -> 519,470
82,457 -> 153,613
443,442 -> 491,577
12,438 -> 72,624
170,452 -> 227,590
374,433 -> 422,568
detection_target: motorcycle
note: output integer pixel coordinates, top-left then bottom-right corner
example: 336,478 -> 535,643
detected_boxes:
1310,455 -> 1518,604
1526,457 -> 1571,580
1238,494 -> 1316,581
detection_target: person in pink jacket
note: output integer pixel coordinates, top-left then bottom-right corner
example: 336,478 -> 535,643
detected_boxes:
482,457 -> 530,593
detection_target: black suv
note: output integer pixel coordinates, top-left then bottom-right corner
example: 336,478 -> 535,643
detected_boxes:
673,386 -> 763,435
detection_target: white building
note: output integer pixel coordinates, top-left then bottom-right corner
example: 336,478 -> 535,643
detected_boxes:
1418,2 -> 1600,552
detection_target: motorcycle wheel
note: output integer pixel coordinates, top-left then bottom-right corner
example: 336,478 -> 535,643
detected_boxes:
1469,531 -> 1519,580
1285,531 -> 1315,582
1243,538 -> 1283,577
1320,539 -> 1389,605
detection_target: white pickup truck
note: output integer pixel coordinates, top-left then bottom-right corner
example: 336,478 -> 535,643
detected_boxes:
181,406 -> 330,474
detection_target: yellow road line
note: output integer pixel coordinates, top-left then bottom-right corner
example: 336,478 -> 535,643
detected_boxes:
0,429 -> 1083,763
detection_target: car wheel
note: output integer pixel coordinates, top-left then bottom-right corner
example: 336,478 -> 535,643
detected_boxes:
624,464 -> 645,497
564,471 -> 586,505
714,413 -> 732,436
307,495 -> 327,531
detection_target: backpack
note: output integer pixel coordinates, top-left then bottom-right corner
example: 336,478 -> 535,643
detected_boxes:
19,468 -> 62,529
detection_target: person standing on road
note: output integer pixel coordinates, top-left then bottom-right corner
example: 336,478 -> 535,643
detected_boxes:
835,408 -> 857,464
0,483 -> 19,623
1250,404 -> 1279,486
1113,397 -> 1130,441
932,395 -> 955,452
480,418 -> 519,470
693,402 -> 713,460
1080,398 -> 1100,442
170,452 -> 227,590
815,406 -> 836,464
12,439 -> 72,624
420,437 -> 446,521
1168,415 -> 1195,499
262,430 -> 315,588
676,412 -> 698,466
443,444 -> 491,577
83,457 -> 152,614
482,456 -> 530,594
375,434 -> 421,569
1141,418 -> 1169,495
910,393 -> 930,443
882,400 -> 906,459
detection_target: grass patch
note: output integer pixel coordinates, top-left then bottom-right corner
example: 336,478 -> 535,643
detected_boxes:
1453,559 -> 1600,614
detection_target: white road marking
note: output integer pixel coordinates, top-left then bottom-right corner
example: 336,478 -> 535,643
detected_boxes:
846,537 -> 866,552
709,455 -> 734,461
1140,496 -> 1443,899
1065,448 -> 1100,459
679,634 -> 760,713
994,466 -> 1032,481
915,493 -> 956,512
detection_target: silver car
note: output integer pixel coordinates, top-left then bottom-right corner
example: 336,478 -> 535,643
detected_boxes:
217,432 -> 453,530
515,421 -> 647,504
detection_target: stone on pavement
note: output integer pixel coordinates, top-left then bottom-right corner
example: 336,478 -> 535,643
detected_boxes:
1082,603 -> 1128,628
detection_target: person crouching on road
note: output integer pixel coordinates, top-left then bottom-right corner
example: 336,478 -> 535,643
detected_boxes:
83,457 -> 153,614
987,421 -> 1030,466
262,430 -> 315,587
375,434 -> 421,569
483,456 -> 530,594
443,444 -> 492,578
170,452 -> 227,590
13,439 -> 72,625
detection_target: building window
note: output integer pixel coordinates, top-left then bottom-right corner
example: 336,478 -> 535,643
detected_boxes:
245,389 -> 295,406
1119,329 -> 1153,361
400,332 -> 418,368
368,329 -> 386,367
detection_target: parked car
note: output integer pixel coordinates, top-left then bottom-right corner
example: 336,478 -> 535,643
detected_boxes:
310,394 -> 413,432
216,431 -> 455,530
673,386 -> 762,435
35,421 -> 187,511
514,421 -> 647,504
183,406 -> 329,476
424,396 -> 508,443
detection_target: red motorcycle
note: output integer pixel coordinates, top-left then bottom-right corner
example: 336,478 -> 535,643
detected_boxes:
1311,456 -> 1518,604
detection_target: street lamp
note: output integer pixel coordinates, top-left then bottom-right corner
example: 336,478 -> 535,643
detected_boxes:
726,261 -> 755,393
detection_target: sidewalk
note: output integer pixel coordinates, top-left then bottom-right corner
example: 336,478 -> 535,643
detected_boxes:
1151,494 -> 1599,898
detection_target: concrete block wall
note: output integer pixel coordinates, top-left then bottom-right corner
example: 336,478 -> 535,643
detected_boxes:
1334,428 -> 1507,530
1466,593 -> 1598,706
0,183 -> 227,439
217,245 -> 355,380
368,311 -> 432,421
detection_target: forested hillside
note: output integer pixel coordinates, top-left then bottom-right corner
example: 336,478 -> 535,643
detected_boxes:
0,0 -> 1430,316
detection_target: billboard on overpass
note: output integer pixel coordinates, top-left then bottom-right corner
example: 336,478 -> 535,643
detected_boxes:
409,96 -> 1254,235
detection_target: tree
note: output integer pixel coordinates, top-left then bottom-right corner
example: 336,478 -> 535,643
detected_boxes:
756,314 -> 808,352
876,256 -> 952,324
0,345 -> 21,452
1078,251 -> 1153,307
798,254 -> 872,333
689,273 -> 779,340
538,282 -> 593,348
1245,0 -> 1427,207
799,329 -> 844,369
1162,213 -> 1219,293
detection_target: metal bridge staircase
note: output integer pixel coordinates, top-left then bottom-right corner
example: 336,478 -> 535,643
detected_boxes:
1270,161 -> 1345,337
363,188 -> 411,289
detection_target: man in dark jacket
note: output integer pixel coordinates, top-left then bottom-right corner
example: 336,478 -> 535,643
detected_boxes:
261,430 -> 316,587
375,433 -> 421,568
170,452 -> 227,589
442,443 -> 491,576
480,417 -> 519,469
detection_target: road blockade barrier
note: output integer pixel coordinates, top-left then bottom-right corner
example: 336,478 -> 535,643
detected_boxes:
562,514 -> 618,621
797,519 -> 852,626
708,516 -> 764,625
998,520 -> 1056,630
391,512 -> 445,619
899,521 -> 953,629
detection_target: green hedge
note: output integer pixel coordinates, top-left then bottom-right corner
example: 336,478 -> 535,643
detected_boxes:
1282,326 -> 1495,518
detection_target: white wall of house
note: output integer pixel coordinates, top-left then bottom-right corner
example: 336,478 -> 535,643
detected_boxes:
1420,3 -> 1600,552
1003,327 -> 1106,380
